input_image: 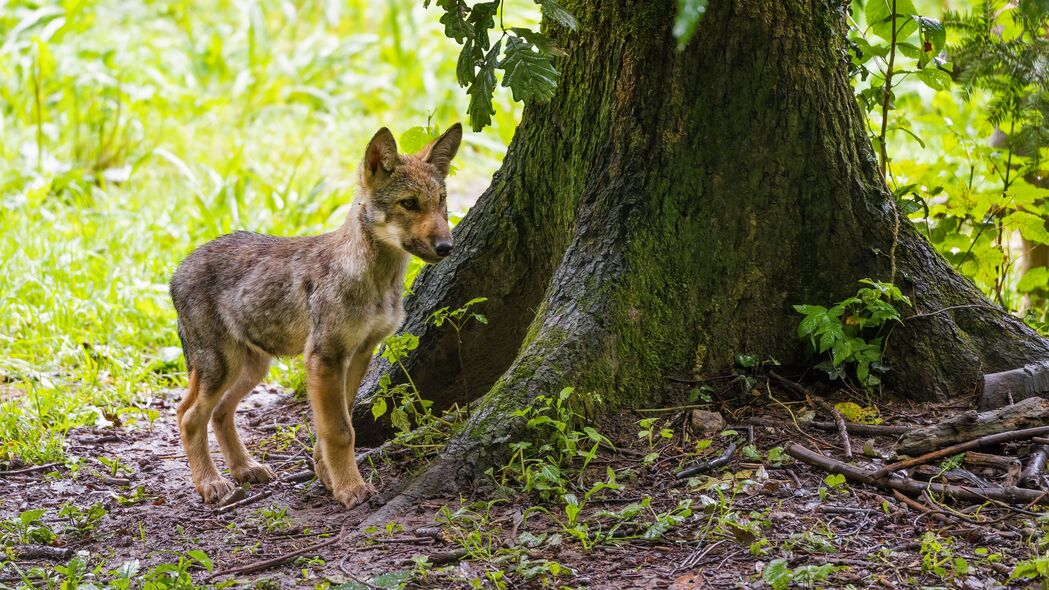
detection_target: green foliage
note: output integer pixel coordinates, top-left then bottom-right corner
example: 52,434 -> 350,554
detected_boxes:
1,508 -> 57,545
871,0 -> 1049,321
674,0 -> 709,47
794,280 -> 911,389
430,0 -> 570,130
496,387 -> 611,502
762,559 -> 845,589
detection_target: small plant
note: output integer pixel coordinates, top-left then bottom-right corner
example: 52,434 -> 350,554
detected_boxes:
818,473 -> 848,501
431,297 -> 488,408
794,280 -> 911,389
920,531 -> 968,582
762,558 -> 846,590
256,504 -> 292,533
496,387 -> 610,501
58,501 -> 107,537
1011,551 -> 1049,585
1,508 -> 56,545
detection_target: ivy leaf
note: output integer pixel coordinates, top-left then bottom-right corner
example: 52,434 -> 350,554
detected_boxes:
467,39 -> 501,132
674,0 -> 708,47
499,35 -> 559,103
538,0 -> 577,30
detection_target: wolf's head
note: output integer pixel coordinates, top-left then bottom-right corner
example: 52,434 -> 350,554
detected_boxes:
358,124 -> 462,263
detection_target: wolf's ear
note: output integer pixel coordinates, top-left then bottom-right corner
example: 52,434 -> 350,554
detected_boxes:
363,127 -> 399,186
418,123 -> 462,178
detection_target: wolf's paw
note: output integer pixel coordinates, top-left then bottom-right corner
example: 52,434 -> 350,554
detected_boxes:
313,456 -> 332,489
197,477 -> 236,504
333,482 -> 375,510
231,461 -> 275,484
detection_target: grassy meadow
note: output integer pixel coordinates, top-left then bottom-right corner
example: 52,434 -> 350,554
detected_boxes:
0,0 -> 531,465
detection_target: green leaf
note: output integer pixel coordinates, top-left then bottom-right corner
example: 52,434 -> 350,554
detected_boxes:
467,39 -> 500,131
390,407 -> 410,433
510,27 -> 566,57
1006,211 -> 1049,245
915,67 -> 951,91
456,37 -> 481,86
438,0 -> 472,42
865,0 -> 918,41
674,0 -> 708,47
763,559 -> 792,590
467,0 -> 500,39
538,0 -> 578,30
399,126 -> 439,154
1018,268 -> 1049,293
498,35 -> 559,103
371,397 -> 388,420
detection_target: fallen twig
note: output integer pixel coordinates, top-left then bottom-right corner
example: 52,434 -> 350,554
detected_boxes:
215,489 -> 272,514
871,425 -> 1049,480
208,516 -> 351,580
281,470 -> 315,484
12,545 -> 73,560
0,463 -> 63,477
1021,445 -> 1049,488
675,441 -> 738,479
786,441 -> 1049,505
813,397 -> 852,460
770,371 -> 854,459
744,417 -> 912,437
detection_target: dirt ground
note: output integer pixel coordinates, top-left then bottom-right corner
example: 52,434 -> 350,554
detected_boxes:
1,379 -> 1046,589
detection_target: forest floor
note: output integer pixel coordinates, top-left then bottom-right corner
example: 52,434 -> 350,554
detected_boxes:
1,378 -> 1045,589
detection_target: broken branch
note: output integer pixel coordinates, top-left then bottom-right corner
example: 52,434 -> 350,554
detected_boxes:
786,441 -> 1049,506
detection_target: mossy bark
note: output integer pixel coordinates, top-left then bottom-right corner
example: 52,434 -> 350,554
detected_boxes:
353,0 -> 1049,495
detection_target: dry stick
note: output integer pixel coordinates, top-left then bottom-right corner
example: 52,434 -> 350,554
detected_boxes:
1022,445 -> 1049,488
214,490 -> 273,514
768,371 -> 854,458
744,417 -> 913,437
209,516 -> 352,580
870,425 -> 1049,480
0,463 -> 63,477
813,397 -> 853,460
785,442 -> 1049,505
675,442 -> 738,479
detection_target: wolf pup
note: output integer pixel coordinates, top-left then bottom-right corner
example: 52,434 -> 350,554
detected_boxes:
170,124 -> 462,508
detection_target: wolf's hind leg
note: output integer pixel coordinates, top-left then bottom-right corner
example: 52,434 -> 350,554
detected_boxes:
212,350 -> 274,484
177,358 -> 239,503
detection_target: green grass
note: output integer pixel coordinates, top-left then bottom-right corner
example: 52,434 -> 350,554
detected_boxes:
0,0 -> 531,464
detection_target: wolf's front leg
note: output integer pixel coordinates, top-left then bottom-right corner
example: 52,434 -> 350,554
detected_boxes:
306,348 -> 374,509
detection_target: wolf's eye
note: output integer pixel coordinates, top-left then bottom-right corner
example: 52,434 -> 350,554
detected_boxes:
399,199 -> 419,211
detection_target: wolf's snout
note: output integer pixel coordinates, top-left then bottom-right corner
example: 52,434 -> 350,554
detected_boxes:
434,240 -> 453,257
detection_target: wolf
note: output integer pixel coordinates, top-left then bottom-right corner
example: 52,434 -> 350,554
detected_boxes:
169,124 -> 461,508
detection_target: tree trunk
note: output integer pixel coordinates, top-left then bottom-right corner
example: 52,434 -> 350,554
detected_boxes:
352,0 -> 1049,501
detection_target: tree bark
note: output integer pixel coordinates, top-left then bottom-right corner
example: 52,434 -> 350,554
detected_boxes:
352,0 -> 1049,497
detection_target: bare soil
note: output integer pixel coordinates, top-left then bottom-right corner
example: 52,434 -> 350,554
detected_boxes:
1,380 -> 1044,589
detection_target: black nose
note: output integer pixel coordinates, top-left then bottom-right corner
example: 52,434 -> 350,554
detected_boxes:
434,241 -> 453,257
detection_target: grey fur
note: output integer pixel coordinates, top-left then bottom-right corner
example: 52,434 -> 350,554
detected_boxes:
169,124 -> 461,506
